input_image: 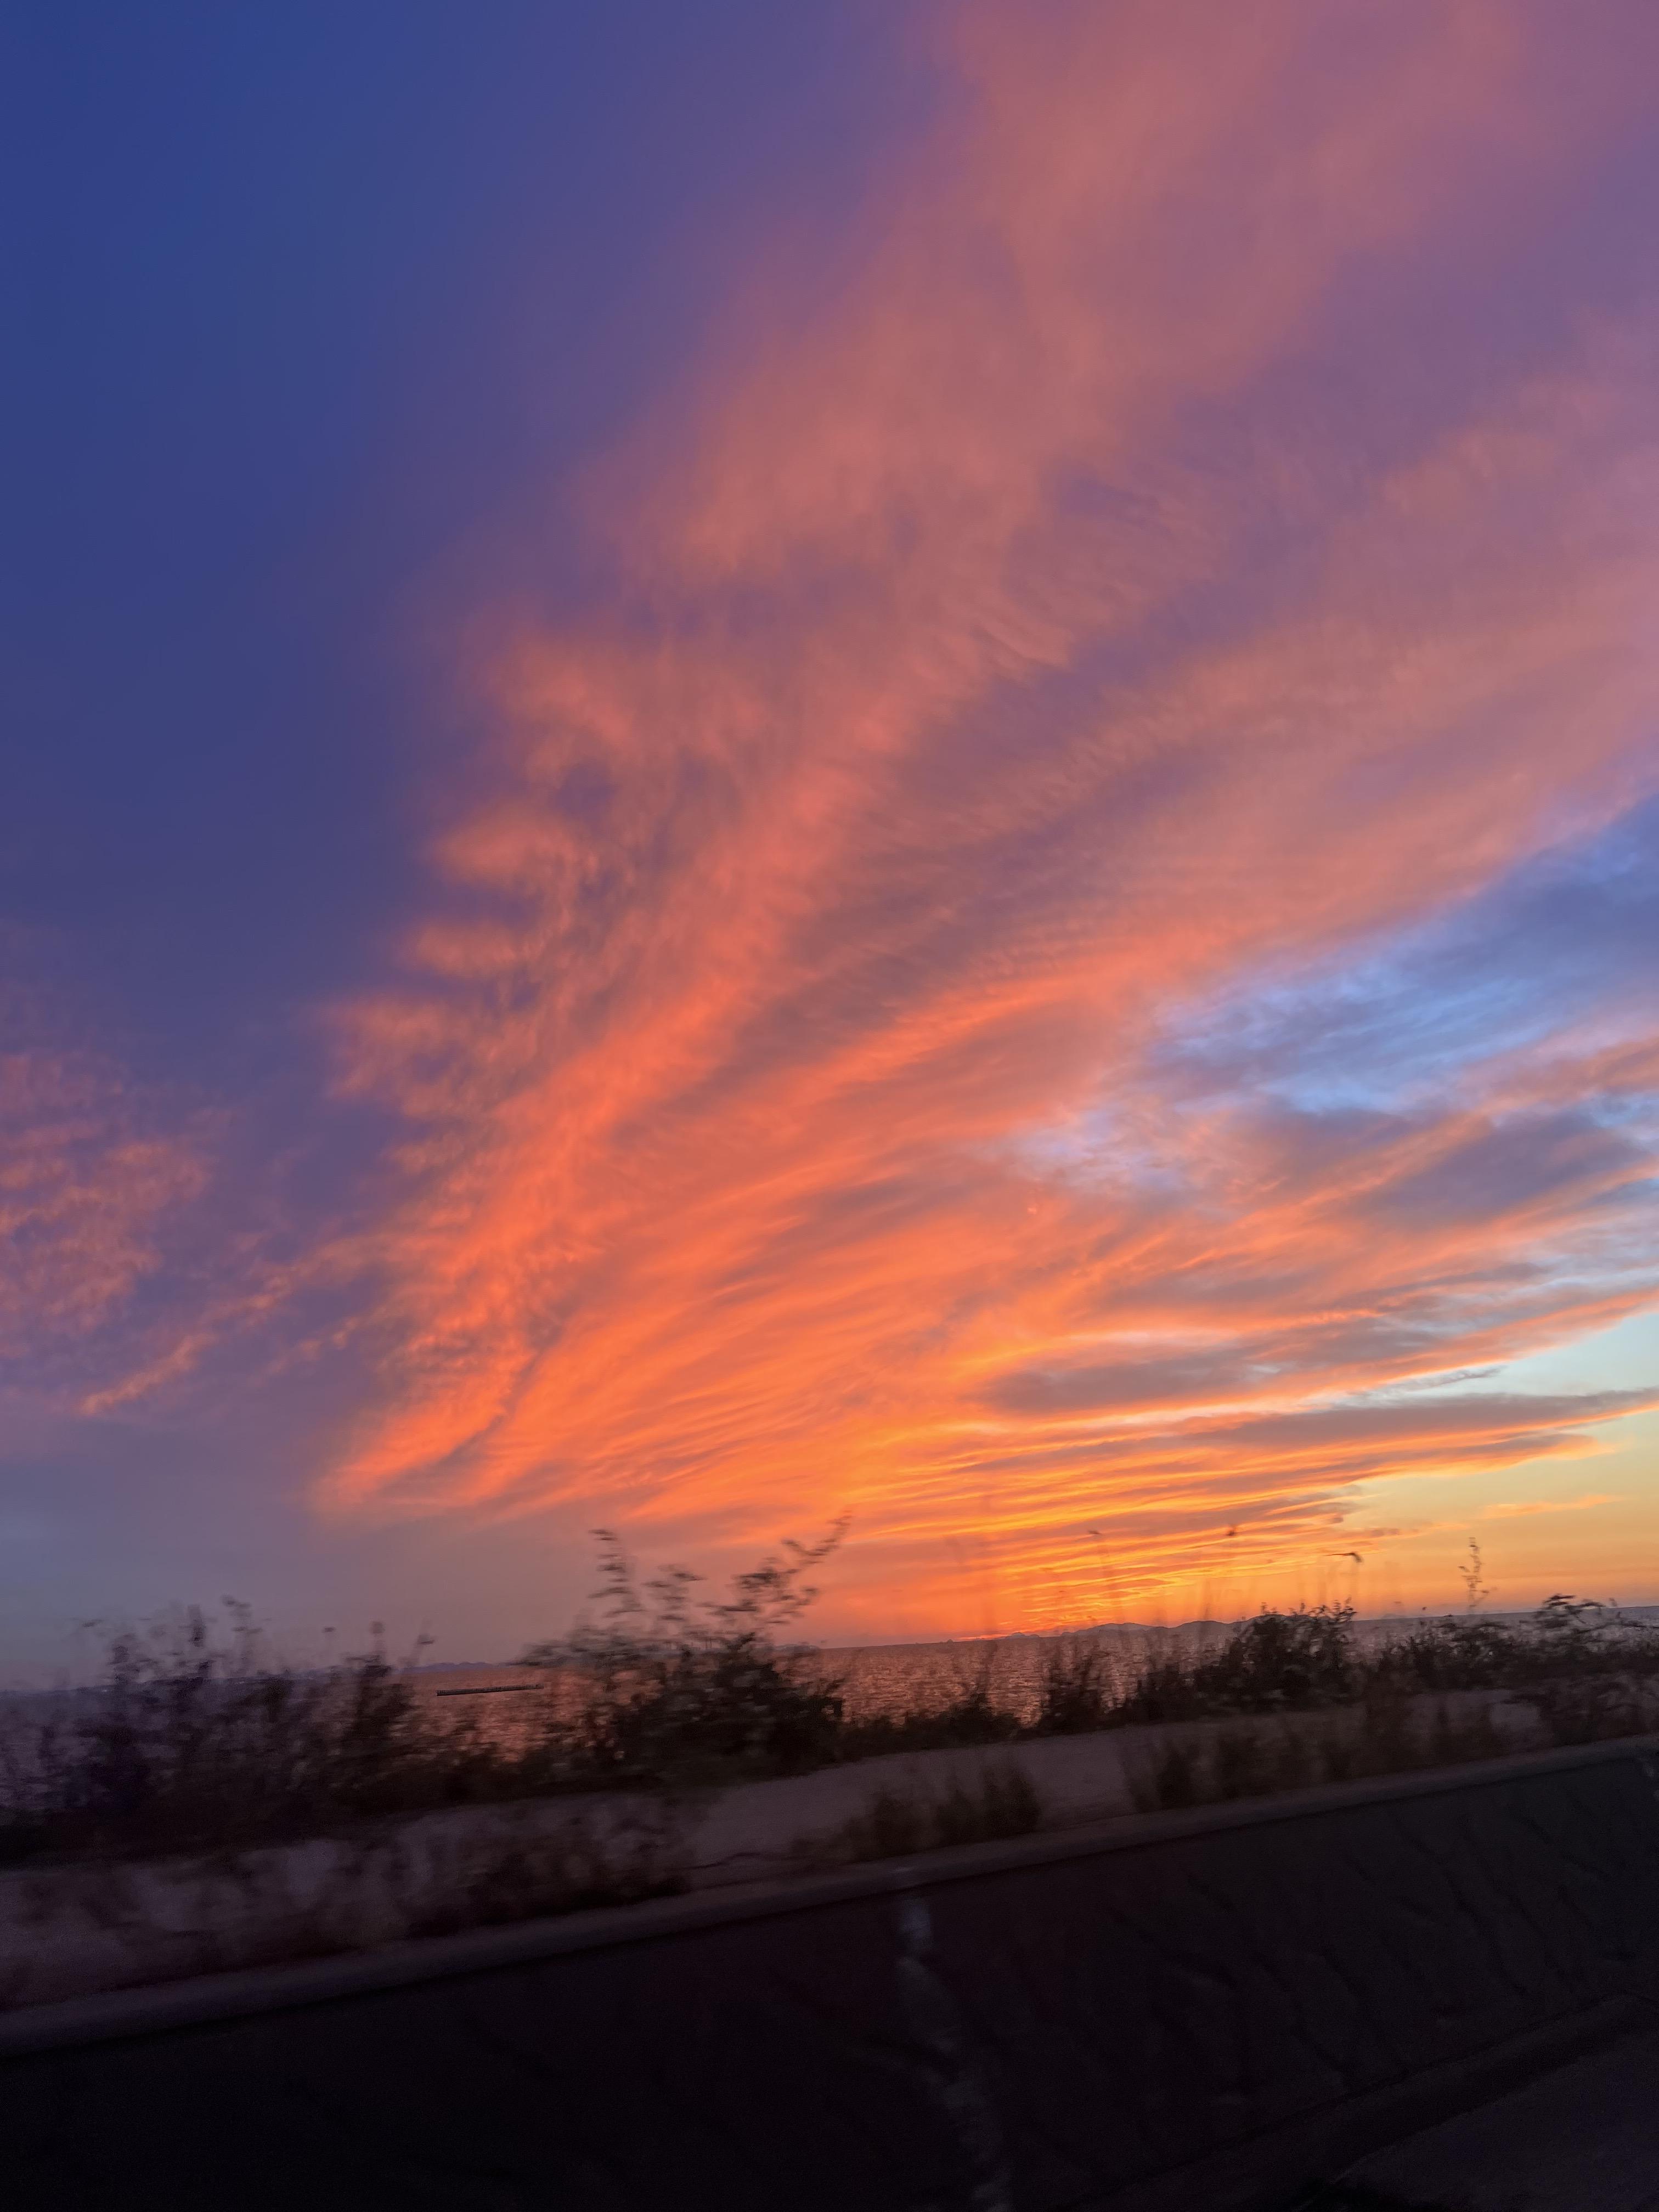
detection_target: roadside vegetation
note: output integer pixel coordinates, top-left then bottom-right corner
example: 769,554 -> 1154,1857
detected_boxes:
815,1763 -> 1043,1866
4,1530 -> 1657,1871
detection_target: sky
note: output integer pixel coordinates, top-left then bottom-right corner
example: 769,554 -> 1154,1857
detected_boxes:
5,1 -> 1658,1669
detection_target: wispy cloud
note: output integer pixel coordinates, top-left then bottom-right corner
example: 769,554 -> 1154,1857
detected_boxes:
23,3 -> 1659,1627
0,1037 -> 204,1388
1482,1493 -> 1621,1520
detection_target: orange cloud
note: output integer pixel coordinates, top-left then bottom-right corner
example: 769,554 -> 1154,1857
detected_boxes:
106,3 -> 1658,1624
0,1043 -> 204,1389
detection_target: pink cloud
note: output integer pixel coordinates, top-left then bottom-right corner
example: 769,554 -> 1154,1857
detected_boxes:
0,1044 -> 204,1385
60,3 -> 1659,1626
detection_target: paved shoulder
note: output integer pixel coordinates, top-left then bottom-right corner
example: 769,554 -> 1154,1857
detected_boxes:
1331,2028 -> 1659,2211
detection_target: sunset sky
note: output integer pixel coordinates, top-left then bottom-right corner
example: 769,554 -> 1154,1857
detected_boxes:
7,1 -> 1659,1669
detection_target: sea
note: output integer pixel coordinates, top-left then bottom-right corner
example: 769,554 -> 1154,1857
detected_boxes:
407,1623 -> 1232,1736
405,1604 -> 1659,1741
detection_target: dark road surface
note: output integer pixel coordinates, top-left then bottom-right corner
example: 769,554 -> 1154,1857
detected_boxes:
1316,2025 -> 1659,2211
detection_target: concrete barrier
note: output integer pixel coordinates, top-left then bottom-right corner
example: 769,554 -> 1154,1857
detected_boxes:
5,1737 -> 1658,2210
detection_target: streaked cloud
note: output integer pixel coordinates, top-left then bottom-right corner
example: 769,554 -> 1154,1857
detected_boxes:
15,2 -> 1659,1630
1482,1493 -> 1621,1521
298,3 -> 1659,1618
0,1033 -> 204,1385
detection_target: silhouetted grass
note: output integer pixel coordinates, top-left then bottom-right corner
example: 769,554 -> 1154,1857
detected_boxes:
819,1762 -> 1042,1865
398,1805 -> 686,1939
519,1526 -> 848,1784
4,1549 -> 1656,1872
1128,1694 -> 1516,1815
1032,1631 -> 1128,1734
1117,1604 -> 1361,1723
838,1639 -> 1025,1757
0,1606 -> 573,1867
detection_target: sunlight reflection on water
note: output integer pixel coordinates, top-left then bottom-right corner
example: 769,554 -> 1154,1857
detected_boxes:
405,1626 -> 1229,1742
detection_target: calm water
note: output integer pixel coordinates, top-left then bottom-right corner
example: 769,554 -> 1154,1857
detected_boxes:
826,1629 -> 1208,1723
407,1609 -> 1610,1740
407,1624 -> 1232,1737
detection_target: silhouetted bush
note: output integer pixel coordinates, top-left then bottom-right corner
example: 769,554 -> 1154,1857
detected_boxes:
1032,1633 -> 1124,1734
1129,1696 -> 1514,1816
823,1762 -> 1041,1864
0,1604 -> 534,1866
521,1526 -> 848,1783
839,1640 -> 1024,1757
5,1554 -> 1657,1877
1368,1613 -> 1526,1692
1117,1604 -> 1360,1723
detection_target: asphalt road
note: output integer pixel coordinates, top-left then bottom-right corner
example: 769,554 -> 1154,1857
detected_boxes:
1316,2027 -> 1659,2211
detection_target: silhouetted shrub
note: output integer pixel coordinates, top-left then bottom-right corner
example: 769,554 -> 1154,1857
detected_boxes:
1129,1696 -> 1513,1816
0,1605 -> 520,1865
7,1556 -> 1657,1879
839,1640 -> 1023,1757
521,1525 -> 848,1784
1117,1604 -> 1359,1722
825,1762 -> 1042,1864
1368,1613 -> 1525,1692
1032,1633 -> 1123,1734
